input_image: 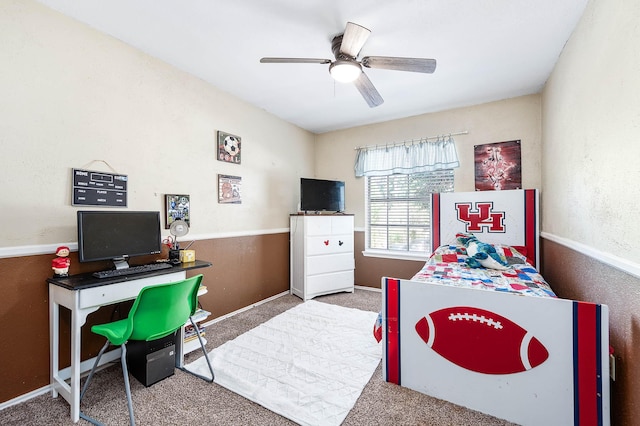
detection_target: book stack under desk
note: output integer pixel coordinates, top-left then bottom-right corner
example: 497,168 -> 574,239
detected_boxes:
183,285 -> 210,353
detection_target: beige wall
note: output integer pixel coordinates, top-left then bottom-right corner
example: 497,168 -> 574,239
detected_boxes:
0,0 -> 300,405
542,0 -> 640,265
315,95 -> 542,227
543,0 -> 640,423
0,0 -> 315,251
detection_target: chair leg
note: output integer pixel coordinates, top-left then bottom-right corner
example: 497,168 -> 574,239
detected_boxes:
79,340 -> 110,426
177,317 -> 215,382
120,344 -> 136,426
80,340 -> 110,401
78,341 -> 136,426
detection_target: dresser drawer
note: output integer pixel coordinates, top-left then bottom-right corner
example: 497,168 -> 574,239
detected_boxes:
304,215 -> 354,236
306,253 -> 354,276
306,235 -> 353,255
305,217 -> 332,236
306,270 -> 354,295
330,216 -> 353,234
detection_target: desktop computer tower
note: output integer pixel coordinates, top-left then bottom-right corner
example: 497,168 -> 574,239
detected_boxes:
126,332 -> 176,387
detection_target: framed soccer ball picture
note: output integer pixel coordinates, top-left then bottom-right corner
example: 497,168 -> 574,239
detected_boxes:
217,130 -> 241,164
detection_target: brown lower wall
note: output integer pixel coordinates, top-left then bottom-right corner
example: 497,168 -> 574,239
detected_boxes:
541,238 -> 640,426
353,231 -> 424,288
4,232 -> 637,425
0,232 -> 289,404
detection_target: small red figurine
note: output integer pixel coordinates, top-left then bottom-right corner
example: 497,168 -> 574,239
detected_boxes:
52,246 -> 71,277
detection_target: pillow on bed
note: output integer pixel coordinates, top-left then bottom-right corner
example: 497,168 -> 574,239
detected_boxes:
456,232 -> 509,270
438,237 -> 533,268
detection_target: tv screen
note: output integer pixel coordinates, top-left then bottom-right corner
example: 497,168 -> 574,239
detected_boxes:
77,211 -> 162,267
300,178 -> 345,212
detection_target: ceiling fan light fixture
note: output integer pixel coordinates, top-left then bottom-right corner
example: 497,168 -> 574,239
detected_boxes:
329,60 -> 362,83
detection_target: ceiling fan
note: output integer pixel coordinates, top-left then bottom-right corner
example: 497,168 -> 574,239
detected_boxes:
260,22 -> 437,108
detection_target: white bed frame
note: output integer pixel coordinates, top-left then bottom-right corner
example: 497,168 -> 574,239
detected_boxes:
381,189 -> 610,426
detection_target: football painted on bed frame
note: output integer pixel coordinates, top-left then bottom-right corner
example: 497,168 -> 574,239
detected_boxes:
415,306 -> 549,374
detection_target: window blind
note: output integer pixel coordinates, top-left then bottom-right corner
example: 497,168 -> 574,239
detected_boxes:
367,170 -> 454,253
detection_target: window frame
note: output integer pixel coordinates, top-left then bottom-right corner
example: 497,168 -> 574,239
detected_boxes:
363,170 -> 454,261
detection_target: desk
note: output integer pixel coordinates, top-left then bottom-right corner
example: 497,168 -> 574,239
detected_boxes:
47,260 -> 211,423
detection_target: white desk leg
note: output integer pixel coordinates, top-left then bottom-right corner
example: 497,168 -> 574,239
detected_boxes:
69,309 -> 89,423
49,289 -> 59,398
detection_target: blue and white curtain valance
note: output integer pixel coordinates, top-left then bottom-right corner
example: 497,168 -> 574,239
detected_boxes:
354,136 -> 460,177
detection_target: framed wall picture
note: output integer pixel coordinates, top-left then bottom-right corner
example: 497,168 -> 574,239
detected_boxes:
474,140 -> 522,191
217,130 -> 241,164
165,194 -> 190,228
218,174 -> 242,204
71,168 -> 128,207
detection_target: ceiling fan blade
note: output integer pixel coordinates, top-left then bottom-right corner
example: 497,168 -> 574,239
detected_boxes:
260,57 -> 332,64
361,56 -> 437,73
340,22 -> 371,58
353,72 -> 384,108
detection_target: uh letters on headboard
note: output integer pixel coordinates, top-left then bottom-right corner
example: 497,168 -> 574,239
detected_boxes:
430,189 -> 539,267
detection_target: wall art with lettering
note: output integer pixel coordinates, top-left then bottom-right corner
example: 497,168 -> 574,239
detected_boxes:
71,168 -> 128,207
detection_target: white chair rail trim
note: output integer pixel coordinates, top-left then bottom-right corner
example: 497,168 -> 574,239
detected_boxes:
541,231 -> 640,279
0,228 -> 290,259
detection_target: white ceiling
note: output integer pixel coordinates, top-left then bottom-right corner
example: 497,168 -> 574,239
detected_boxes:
37,0 -> 589,134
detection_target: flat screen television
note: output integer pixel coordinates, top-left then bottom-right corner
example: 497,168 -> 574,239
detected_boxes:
77,210 -> 162,269
300,178 -> 345,213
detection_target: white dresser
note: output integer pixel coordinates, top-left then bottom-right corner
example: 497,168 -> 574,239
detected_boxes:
290,214 -> 355,301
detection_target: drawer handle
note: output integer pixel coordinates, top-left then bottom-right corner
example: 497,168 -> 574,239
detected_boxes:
324,240 -> 329,246
339,240 -> 344,246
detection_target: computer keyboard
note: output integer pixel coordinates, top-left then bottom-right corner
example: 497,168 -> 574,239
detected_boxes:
92,262 -> 173,279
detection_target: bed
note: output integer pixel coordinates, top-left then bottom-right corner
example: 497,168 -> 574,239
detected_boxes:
377,189 -> 610,426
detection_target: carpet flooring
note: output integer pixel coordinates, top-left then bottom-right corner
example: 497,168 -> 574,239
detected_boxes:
187,301 -> 380,425
0,288 -> 515,425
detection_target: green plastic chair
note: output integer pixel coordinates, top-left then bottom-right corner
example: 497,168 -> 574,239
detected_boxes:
79,274 -> 214,426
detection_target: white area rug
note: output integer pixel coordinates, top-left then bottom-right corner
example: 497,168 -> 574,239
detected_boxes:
186,300 -> 382,426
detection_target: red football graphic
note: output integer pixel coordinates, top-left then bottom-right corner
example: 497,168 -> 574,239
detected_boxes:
415,306 -> 548,374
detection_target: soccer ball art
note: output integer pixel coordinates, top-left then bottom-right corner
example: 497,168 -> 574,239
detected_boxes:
224,135 -> 239,156
218,131 -> 241,164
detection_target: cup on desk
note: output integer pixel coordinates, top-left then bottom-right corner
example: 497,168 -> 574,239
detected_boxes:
169,249 -> 180,262
179,249 -> 196,263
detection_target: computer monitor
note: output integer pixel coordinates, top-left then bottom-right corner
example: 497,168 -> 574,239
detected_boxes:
77,211 -> 162,269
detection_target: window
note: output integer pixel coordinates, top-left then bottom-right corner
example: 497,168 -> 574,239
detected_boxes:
366,170 -> 454,257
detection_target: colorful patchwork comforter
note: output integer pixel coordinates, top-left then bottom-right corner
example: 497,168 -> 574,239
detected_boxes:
413,244 -> 556,298
373,243 -> 555,342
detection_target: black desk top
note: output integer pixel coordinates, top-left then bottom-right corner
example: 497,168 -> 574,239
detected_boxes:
47,260 -> 212,291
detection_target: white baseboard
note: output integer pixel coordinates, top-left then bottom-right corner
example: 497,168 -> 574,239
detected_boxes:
355,284 -> 381,292
201,291 -> 289,327
0,385 -> 50,411
201,286 -> 380,328
0,355 -> 119,412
